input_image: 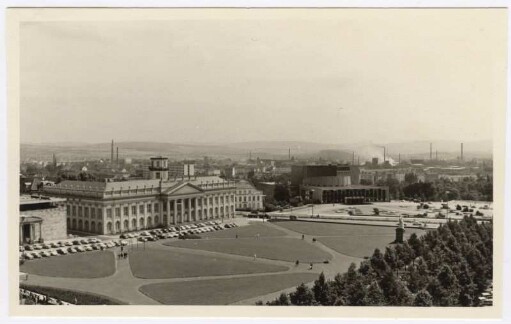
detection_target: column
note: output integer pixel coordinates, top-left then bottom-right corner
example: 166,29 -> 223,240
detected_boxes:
205,196 -> 209,220
187,198 -> 192,222
174,200 -> 178,224
19,225 -> 23,245
166,200 -> 170,226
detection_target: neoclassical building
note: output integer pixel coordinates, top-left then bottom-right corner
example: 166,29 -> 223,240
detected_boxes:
44,157 -> 236,235
235,180 -> 265,211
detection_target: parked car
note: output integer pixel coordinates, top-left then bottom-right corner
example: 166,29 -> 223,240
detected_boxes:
76,246 -> 86,252
40,251 -> 51,257
50,242 -> 59,248
32,252 -> 42,258
138,237 -> 148,242
64,241 -> 73,246
42,243 -> 51,249
56,248 -> 67,255
67,247 -> 77,253
50,250 -> 59,256
24,253 -> 34,260
85,245 -> 93,251
72,240 -> 81,245
33,244 -> 43,250
120,240 -> 128,246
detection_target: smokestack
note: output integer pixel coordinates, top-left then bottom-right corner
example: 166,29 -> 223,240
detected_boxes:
288,148 -> 291,160
461,143 -> 464,161
111,140 -> 114,162
352,151 -> 355,165
383,147 -> 386,162
116,147 -> 119,163
430,143 -> 432,160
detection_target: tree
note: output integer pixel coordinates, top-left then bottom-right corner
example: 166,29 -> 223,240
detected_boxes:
266,293 -> 291,306
289,283 -> 316,306
414,290 -> 433,306
363,281 -> 386,306
373,208 -> 380,216
312,272 -> 330,305
273,184 -> 290,203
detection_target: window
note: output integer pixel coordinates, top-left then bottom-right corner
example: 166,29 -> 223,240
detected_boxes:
132,206 -> 137,216
162,203 -> 167,212
98,208 -> 103,218
66,205 -> 71,216
123,207 -> 129,216
84,207 -> 89,217
106,208 -> 112,218
139,205 -> 145,214
115,207 -> 121,217
154,203 -> 159,211
78,206 -> 83,217
147,204 -> 152,213
91,208 -> 96,218
72,206 -> 76,216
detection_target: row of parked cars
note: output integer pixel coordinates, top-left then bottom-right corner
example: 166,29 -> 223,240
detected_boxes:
21,239 -> 128,260
119,221 -> 239,242
20,238 -> 102,252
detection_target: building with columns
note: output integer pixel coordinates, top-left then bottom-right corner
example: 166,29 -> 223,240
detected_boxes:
44,157 -> 236,235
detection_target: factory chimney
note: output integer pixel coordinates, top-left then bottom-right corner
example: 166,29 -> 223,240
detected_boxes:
111,140 -> 114,163
288,148 -> 291,160
461,143 -> 464,161
383,147 -> 386,162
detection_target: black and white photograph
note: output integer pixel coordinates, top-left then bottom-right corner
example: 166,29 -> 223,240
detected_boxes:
3,4 -> 509,321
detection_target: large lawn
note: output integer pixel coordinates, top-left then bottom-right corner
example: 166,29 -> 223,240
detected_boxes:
273,220 -> 425,237
129,247 -> 288,279
165,237 -> 332,263
140,272 -> 319,305
200,222 -> 287,239
20,251 -> 115,278
318,235 -> 398,258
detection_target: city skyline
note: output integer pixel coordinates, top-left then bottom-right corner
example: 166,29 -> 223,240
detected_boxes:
20,9 -> 505,145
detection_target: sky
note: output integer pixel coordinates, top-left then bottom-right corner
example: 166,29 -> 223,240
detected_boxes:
19,9 -> 506,145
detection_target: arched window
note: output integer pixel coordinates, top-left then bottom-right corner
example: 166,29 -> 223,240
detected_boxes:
97,222 -> 102,234
91,221 -> 96,233
154,216 -> 159,226
139,218 -> 145,229
132,218 -> 137,230
124,220 -> 129,231
78,220 -> 83,231
107,222 -> 112,234
147,217 -> 152,228
84,221 -> 89,232
72,219 -> 77,230
115,221 -> 120,233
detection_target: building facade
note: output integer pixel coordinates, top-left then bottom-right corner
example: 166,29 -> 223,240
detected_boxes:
235,180 -> 265,211
20,196 -> 67,244
44,158 -> 236,235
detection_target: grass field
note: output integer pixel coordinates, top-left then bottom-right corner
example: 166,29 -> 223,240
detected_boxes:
272,220 -> 425,237
318,235 -> 397,258
166,237 -> 332,263
139,272 -> 319,305
200,222 -> 287,239
129,247 -> 288,279
20,251 -> 115,278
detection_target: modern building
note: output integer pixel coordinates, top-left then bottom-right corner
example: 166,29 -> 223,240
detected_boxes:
19,195 -> 67,244
168,161 -> 195,180
292,164 -> 389,204
44,157 -> 236,235
235,180 -> 265,211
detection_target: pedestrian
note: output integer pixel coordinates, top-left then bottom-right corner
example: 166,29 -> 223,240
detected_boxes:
295,260 -> 299,266
236,234 -> 238,239
309,263 -> 313,270
302,234 -> 305,240
253,254 -> 257,261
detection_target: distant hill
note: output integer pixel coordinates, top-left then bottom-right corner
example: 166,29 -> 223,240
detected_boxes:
20,139 -> 493,162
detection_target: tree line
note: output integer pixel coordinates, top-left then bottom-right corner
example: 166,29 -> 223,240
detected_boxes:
257,216 -> 492,306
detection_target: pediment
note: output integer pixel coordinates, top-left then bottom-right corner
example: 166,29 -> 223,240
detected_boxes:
163,182 -> 203,196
